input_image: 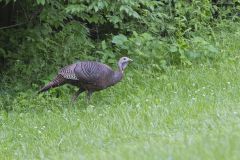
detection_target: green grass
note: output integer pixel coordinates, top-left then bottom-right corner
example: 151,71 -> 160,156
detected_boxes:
1,22 -> 240,160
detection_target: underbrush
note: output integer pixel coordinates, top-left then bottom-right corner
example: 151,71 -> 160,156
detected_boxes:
1,20 -> 240,104
1,0 -> 240,92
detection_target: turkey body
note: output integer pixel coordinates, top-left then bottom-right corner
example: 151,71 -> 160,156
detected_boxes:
38,57 -> 131,101
61,61 -> 123,91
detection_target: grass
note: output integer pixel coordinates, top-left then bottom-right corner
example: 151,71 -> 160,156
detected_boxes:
1,22 -> 240,159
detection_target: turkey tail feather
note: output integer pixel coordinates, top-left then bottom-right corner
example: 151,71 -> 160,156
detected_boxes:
38,75 -> 65,93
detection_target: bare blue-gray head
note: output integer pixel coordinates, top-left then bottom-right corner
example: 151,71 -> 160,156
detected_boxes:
118,57 -> 133,72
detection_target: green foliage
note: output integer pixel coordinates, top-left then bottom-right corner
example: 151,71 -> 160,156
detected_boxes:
0,0 -> 239,91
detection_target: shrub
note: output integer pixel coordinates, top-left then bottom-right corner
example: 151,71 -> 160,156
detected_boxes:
0,0 -> 239,91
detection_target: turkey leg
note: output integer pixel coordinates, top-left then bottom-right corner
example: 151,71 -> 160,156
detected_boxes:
72,88 -> 85,101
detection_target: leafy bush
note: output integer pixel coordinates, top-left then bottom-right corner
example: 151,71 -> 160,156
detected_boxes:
0,0 -> 239,91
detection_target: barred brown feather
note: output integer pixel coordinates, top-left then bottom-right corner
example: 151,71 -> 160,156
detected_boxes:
38,75 -> 66,93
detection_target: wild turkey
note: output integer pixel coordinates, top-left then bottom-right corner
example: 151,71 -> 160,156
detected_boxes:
38,57 -> 133,101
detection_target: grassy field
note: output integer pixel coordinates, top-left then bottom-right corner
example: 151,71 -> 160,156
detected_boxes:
1,23 -> 240,160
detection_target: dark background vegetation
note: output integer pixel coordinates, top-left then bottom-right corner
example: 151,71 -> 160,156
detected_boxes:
0,0 -> 239,93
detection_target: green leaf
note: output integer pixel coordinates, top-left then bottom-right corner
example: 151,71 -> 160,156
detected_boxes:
101,40 -> 107,50
112,34 -> 128,46
207,45 -> 218,53
169,46 -> 178,53
0,48 -> 6,56
36,0 -> 45,5
107,15 -> 122,24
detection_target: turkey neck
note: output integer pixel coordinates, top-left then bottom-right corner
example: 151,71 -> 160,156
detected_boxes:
115,62 -> 125,83
106,62 -> 124,87
109,70 -> 123,86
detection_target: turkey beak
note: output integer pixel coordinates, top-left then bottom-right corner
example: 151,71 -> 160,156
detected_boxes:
128,58 -> 133,62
